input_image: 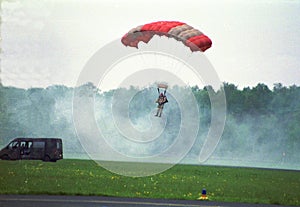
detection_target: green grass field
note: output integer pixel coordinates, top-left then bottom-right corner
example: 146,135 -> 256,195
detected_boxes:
0,159 -> 299,206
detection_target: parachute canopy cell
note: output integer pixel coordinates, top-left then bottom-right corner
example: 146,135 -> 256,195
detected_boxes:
121,21 -> 212,52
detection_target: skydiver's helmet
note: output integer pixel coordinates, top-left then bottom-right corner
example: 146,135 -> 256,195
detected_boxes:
160,93 -> 164,97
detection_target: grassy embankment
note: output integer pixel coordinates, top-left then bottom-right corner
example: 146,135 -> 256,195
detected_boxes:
0,159 -> 299,206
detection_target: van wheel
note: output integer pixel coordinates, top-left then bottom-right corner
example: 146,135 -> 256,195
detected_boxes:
43,156 -> 51,162
2,155 -> 10,160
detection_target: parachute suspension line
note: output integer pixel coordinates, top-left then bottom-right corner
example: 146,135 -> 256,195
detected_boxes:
153,39 -> 158,78
154,36 -> 163,84
169,39 -> 178,86
173,49 -> 195,88
137,50 -> 147,75
157,87 -> 167,95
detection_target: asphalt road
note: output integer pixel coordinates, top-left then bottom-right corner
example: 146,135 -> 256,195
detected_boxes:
0,195 -> 289,207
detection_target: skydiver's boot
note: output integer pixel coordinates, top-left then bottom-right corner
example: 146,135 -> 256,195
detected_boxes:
159,110 -> 162,117
155,109 -> 159,116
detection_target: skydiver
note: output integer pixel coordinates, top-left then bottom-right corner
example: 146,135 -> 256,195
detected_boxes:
155,89 -> 168,117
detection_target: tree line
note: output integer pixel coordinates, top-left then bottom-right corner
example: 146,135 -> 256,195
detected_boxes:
0,83 -> 299,165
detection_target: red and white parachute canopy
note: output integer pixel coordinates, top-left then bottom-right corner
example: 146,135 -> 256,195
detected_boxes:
121,21 -> 212,52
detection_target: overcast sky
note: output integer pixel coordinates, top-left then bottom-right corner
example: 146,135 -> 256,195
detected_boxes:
1,0 -> 300,89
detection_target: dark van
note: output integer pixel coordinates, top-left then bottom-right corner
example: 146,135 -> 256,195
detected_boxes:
0,138 -> 63,162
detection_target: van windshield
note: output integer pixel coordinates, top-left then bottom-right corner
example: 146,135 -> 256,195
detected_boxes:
8,141 -> 19,149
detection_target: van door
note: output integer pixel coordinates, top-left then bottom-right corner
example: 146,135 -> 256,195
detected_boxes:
31,141 -> 45,160
20,141 -> 33,160
7,140 -> 20,160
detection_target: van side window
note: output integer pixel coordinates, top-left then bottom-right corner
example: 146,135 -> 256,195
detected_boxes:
20,141 -> 26,155
20,141 -> 26,148
33,141 -> 45,148
24,141 -> 32,154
